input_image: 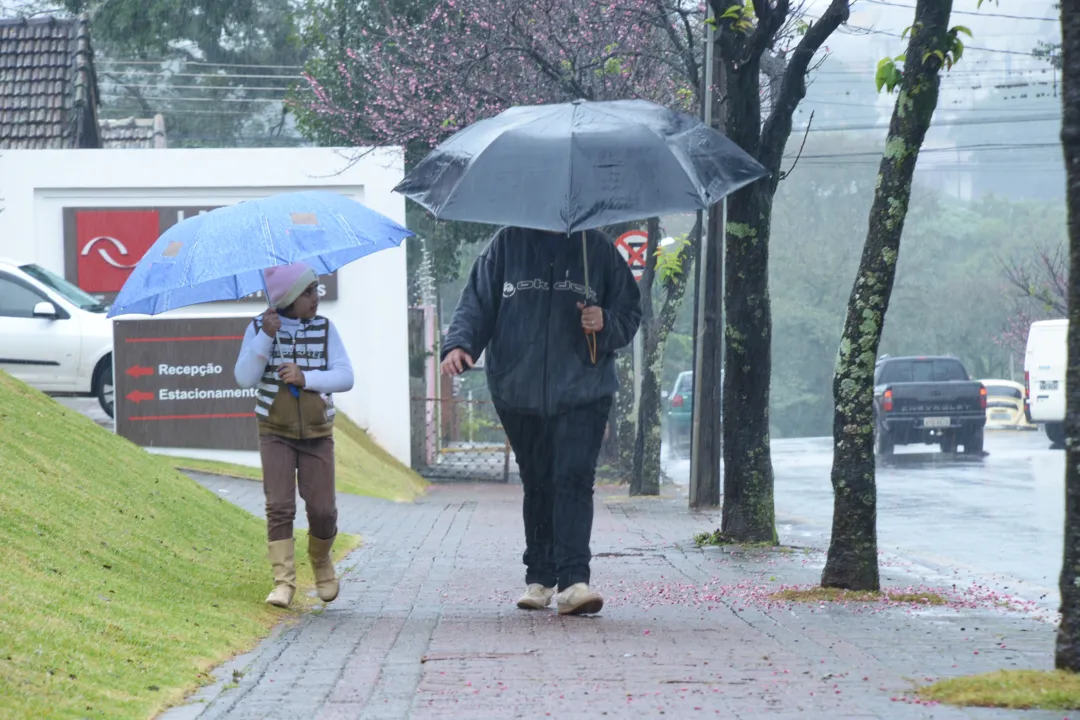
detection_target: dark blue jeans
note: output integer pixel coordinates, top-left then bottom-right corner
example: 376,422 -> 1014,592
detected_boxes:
497,397 -> 612,591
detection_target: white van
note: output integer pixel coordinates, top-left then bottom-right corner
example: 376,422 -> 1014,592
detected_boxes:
1024,318 -> 1068,444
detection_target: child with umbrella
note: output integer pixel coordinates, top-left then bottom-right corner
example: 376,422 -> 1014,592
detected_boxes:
106,192 -> 412,607
234,262 -> 355,607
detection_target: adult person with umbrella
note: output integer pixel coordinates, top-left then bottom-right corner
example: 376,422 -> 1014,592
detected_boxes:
441,226 -> 641,616
108,191 -> 412,608
404,99 -> 768,615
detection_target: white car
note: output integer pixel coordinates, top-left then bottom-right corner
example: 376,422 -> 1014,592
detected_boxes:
0,259 -> 115,417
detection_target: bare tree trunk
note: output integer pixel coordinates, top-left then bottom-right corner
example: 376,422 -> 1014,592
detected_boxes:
721,54 -> 776,542
821,0 -> 952,591
632,218 -> 663,495
721,181 -> 777,542
615,353 -> 636,482
1057,0 -> 1080,672
710,0 -> 851,540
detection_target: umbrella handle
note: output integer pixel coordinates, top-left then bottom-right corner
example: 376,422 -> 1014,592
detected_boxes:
580,230 -> 597,365
275,325 -> 301,398
581,230 -> 590,303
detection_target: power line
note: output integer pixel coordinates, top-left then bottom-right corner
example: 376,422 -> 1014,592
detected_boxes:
101,109 -> 255,117
800,99 -> 1058,112
96,59 -> 304,70
100,94 -> 289,104
106,83 -> 299,93
805,74 -> 1058,87
805,113 -> 1060,133
816,15 -> 1044,56
860,0 -> 1059,22
786,141 -> 1060,161
99,70 -> 303,81
811,64 -> 1055,75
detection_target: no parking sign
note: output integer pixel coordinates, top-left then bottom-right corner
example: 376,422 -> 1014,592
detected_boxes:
615,230 -> 648,281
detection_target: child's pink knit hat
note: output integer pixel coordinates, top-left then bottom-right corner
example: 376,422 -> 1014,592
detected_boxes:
264,262 -> 318,309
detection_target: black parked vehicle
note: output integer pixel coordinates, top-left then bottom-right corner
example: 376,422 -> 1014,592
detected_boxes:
873,355 -> 987,457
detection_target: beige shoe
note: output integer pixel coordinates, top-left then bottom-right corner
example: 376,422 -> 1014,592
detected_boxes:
556,583 -> 604,616
266,538 -> 296,608
516,583 -> 555,610
308,534 -> 339,603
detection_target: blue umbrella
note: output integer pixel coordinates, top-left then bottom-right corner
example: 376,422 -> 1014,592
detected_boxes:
107,191 -> 413,318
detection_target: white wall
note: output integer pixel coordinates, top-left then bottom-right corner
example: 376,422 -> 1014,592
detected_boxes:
0,147 -> 412,465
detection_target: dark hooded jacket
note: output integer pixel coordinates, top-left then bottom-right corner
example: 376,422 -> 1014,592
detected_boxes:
441,226 -> 642,417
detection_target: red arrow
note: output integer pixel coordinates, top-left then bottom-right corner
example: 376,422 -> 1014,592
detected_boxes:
126,390 -> 155,404
126,364 -> 154,378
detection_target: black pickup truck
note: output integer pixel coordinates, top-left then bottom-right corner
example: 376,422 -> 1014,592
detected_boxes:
873,355 -> 987,457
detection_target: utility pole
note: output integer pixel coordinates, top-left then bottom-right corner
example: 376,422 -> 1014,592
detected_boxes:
689,11 -> 726,509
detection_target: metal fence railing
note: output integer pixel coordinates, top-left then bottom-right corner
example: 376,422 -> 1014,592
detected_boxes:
410,396 -> 518,482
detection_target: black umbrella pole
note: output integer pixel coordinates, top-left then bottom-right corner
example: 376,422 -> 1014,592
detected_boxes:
582,231 -> 598,364
581,230 -> 590,301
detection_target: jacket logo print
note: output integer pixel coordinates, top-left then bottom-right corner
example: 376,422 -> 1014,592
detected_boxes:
503,279 -> 550,296
502,277 -> 597,302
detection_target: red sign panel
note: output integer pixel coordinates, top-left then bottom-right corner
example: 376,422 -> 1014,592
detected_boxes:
615,230 -> 649,282
74,210 -> 161,293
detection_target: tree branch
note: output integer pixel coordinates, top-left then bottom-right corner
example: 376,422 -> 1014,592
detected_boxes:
779,110 -> 813,180
649,0 -> 702,99
999,243 -> 1069,316
506,14 -> 592,100
758,0 -> 850,179
745,0 -> 790,64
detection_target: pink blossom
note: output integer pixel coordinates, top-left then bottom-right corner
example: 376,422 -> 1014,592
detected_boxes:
291,0 -> 701,148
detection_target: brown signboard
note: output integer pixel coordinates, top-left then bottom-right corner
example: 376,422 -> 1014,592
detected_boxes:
62,206 -> 339,305
114,316 -> 262,451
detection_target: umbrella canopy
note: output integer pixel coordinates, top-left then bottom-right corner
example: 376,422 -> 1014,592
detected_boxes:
108,191 -> 412,317
395,98 -> 769,234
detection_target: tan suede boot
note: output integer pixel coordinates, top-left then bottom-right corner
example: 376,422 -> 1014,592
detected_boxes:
265,538 -> 296,608
308,534 -> 339,602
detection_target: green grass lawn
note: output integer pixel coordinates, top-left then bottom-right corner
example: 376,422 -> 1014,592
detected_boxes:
920,670 -> 1080,710
0,373 -> 358,719
171,414 -> 427,502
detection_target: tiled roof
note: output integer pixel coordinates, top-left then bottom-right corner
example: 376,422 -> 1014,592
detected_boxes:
0,15 -> 100,149
100,115 -> 167,149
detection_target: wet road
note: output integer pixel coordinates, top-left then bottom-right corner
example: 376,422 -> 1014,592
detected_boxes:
663,429 -> 1065,610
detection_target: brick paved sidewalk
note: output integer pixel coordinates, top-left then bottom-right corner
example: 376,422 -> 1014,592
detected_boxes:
163,475 -> 1065,720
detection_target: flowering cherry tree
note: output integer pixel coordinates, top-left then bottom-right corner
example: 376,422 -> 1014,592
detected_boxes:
297,0 -> 702,148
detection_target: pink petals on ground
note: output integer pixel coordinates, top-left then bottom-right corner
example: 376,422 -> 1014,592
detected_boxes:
611,578 -> 1053,620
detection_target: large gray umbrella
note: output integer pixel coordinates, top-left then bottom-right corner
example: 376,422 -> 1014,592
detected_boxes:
394,98 -> 769,234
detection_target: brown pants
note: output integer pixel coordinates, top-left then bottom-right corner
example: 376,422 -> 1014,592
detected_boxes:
259,434 -> 338,542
